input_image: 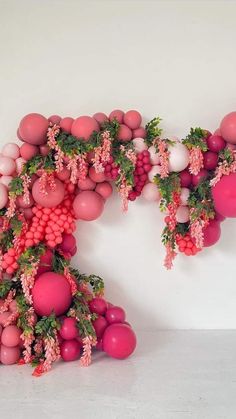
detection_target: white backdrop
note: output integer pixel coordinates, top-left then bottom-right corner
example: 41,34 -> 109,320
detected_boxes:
1,0 -> 236,329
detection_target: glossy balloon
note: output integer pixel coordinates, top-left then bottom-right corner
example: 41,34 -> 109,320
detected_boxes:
220,112 -> 236,144
212,173 -> 236,217
103,324 -> 136,359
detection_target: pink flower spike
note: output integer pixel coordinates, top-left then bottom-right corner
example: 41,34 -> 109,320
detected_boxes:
189,147 -> 203,175
164,242 -> 177,270
80,336 -> 97,367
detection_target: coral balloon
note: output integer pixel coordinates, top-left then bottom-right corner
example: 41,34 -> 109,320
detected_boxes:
133,138 -> 148,153
0,156 -> 16,176
203,220 -> 221,247
20,143 -> 39,160
2,143 -> 20,159
212,173 -> 236,217
60,117 -> 74,133
89,166 -> 106,183
1,325 -> 21,347
168,142 -> 189,172
142,183 -> 160,202
73,191 -> 104,221
60,339 -> 81,362
71,116 -> 99,141
103,324 -> 136,359
123,110 -> 142,129
32,272 -> 72,316
16,193 -> 34,209
133,127 -> 146,139
0,183 -> 8,209
109,109 -> 124,123
0,345 -> 20,365
32,178 -> 65,208
95,182 -> 113,199
220,112 -> 236,144
19,113 -> 48,145
78,176 -> 96,191
93,112 -> 108,125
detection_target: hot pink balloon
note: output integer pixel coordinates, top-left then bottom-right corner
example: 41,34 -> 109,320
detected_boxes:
103,323 -> 136,359
2,143 -> 20,159
32,178 -> 65,208
212,173 -> 236,217
92,316 -> 108,339
203,220 -> 221,247
71,116 -> 99,141
60,339 -> 81,362
142,183 -> 160,201
207,135 -> 226,152
73,191 -> 104,221
37,249 -> 53,275
59,233 -> 76,253
19,113 -> 49,145
59,317 -> 79,340
0,183 -> 8,209
220,111 -> 236,144
0,156 -> 16,176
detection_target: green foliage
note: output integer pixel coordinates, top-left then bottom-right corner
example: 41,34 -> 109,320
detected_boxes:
70,292 -> 96,339
219,147 -> 235,164
101,119 -> 120,139
188,178 -> 215,220
71,268 -> 105,296
35,313 -> 60,337
145,117 -> 162,147
0,280 -> 12,298
9,177 -> 23,197
113,144 -> 135,187
17,244 -> 45,273
154,172 -> 181,210
10,215 -> 23,236
183,127 -> 208,151
0,229 -> 14,252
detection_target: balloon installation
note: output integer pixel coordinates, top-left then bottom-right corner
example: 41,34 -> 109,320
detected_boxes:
1,108 -> 236,375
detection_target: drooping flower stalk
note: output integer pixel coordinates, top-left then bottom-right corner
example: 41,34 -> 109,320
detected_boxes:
118,174 -> 132,212
189,147 -> 203,175
21,174 -> 31,205
80,336 -> 97,367
20,261 -> 39,305
164,242 -> 177,270
157,139 -> 169,178
92,131 -> 112,173
64,266 -> 78,296
0,290 -> 15,314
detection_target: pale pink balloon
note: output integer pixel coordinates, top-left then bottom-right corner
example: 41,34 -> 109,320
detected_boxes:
20,143 -> 39,160
0,345 -> 20,365
2,143 -> 20,159
15,157 -> 26,174
78,176 -> 96,191
148,165 -> 161,182
1,325 -> 22,347
168,142 -> 189,172
142,183 -> 160,201
0,183 -> 8,209
95,182 -> 113,199
89,166 -> 106,183
180,188 -> 190,206
176,206 -> 190,223
0,175 -> 12,189
220,111 -> 236,144
73,191 -> 104,221
32,178 -> 65,208
148,145 -> 160,165
132,138 -> 148,153
0,156 -> 16,176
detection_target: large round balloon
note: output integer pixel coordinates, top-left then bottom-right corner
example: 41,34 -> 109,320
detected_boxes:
203,220 -> 221,247
19,113 -> 49,145
32,178 -> 65,208
73,191 -> 104,221
32,272 -> 72,316
220,112 -> 236,144
168,141 -> 189,172
212,173 -> 236,217
71,116 -> 99,141
103,323 -> 136,359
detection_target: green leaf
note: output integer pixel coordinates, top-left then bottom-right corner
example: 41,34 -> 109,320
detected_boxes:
9,177 -> 23,197
154,172 -> 180,210
183,127 -> 208,151
0,280 -> 12,298
35,313 -> 60,337
145,117 -> 162,146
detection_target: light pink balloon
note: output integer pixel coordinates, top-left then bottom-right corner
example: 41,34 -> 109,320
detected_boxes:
133,138 -> 148,153
168,142 -> 189,172
0,345 -> 20,365
0,175 -> 12,189
148,145 -> 160,165
0,183 -> 8,209
180,188 -> 190,205
0,156 -> 16,176
148,165 -> 161,182
15,157 -> 26,174
176,206 -> 190,223
2,143 -> 20,159
142,183 -> 160,201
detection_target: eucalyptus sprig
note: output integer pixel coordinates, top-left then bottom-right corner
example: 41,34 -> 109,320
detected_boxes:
183,127 -> 208,151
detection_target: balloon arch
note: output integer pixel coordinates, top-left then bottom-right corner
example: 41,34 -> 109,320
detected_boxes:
0,109 -> 236,375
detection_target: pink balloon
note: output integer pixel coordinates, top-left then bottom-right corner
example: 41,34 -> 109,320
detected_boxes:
9,300 -> 18,313
168,142 -> 189,172
132,127 -> 147,139
0,345 -> 20,365
142,183 -> 160,201
78,176 -> 96,191
179,170 -> 192,187
60,117 -> 74,133
60,339 -> 81,362
32,272 -> 72,316
176,206 -> 190,223
93,112 -> 108,125
16,193 -> 34,209
71,116 -> 99,141
212,173 -> 236,217
73,191 -> 104,221
0,325 -> 2,338
148,145 -> 160,165
0,156 -> 16,176
214,128 -> 221,136
207,135 -> 226,152
95,182 -> 113,199
192,169 -> 208,187
15,157 -> 26,174
1,325 -> 22,347
123,110 -> 142,130
56,167 -> 70,181
59,317 -> 78,340
103,324 -> 136,359
105,306 -> 126,324
133,138 -> 148,153
148,165 -> 161,182
48,115 -> 61,124
0,311 -> 11,326
203,220 -> 221,247
0,183 -> 8,209
89,298 -> 107,315
32,178 -> 65,208
19,113 -> 48,145
39,144 -> 50,156
23,207 -> 34,220
2,143 -> 20,159
92,316 -> 108,339
89,166 -> 106,183
59,233 -> 76,253
220,111 -> 236,144
180,188 -> 190,205
117,124 -> 132,142
20,143 -> 39,160
37,249 -> 53,275
109,109 -> 124,123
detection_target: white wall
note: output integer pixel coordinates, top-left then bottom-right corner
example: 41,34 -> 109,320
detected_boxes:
1,0 -> 236,329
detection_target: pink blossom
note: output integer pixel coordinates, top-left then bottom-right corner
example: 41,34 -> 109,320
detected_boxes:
157,140 -> 169,179
3,310 -> 19,327
164,242 -> 177,270
6,195 -> 16,218
210,158 -> 236,186
189,147 -> 203,175
118,174 -> 132,212
67,155 -> 79,184
21,174 -> 31,205
80,336 -> 97,367
0,290 -> 15,314
21,330 -> 34,363
64,266 -> 78,296
47,124 -> 65,172
20,261 -> 39,304
42,334 -> 60,373
92,131 -> 112,173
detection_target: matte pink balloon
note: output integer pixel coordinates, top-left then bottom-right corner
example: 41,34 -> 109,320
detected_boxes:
103,323 -> 136,359
203,220 -> 221,247
89,166 -> 106,183
93,112 -> 108,125
109,109 -> 124,123
203,151 -> 218,170
37,249 -> 53,275
212,173 -> 236,217
0,345 -> 20,365
117,124 -> 132,142
60,117 -> 74,133
15,157 -> 26,174
16,193 -> 34,209
59,233 -> 76,253
0,175 -> 12,188
192,169 -> 208,187
32,178 -> 65,208
20,143 -> 39,160
23,207 -> 34,220
180,170 -> 192,187
48,115 -> 61,124
0,156 -> 16,176
78,176 -> 96,191
95,182 -> 113,199
176,206 -> 190,223
207,135 -> 226,152
0,311 -> 11,326
89,298 -> 107,315
60,339 -> 81,362
59,317 -> 78,340
1,325 -> 22,347
133,138 -> 148,153
39,144 -> 50,156
133,127 -> 147,139
32,272 -> 72,316
0,183 -> 8,209
71,116 -> 99,141
2,143 -> 20,159
73,191 -> 104,221
9,300 -> 18,313
56,167 -> 70,181
124,110 -> 142,129
0,325 -> 2,339
142,183 -> 160,201
19,113 -> 48,145
220,112 -> 236,144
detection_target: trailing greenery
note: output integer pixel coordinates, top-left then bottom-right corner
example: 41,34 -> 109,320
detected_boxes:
183,127 -> 208,151
154,172 -> 181,211
145,117 -> 162,147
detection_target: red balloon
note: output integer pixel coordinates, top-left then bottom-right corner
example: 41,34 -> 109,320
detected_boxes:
73,191 -> 104,221
220,112 -> 236,144
212,173 -> 236,217
59,317 -> 79,340
192,169 -> 208,187
32,272 -> 72,316
19,113 -> 49,145
105,306 -> 126,324
207,135 -> 226,152
89,297 -> 107,315
71,116 -> 99,141
203,151 -> 218,170
92,315 -> 108,338
103,324 -> 137,359
179,170 -> 192,187
32,178 -> 65,208
203,220 -> 221,247
60,117 -> 74,133
60,339 -> 81,362
37,249 -> 53,275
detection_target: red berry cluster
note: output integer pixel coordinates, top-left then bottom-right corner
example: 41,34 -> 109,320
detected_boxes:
128,150 -> 152,201
176,234 -> 201,256
103,157 -> 119,180
1,248 -> 19,275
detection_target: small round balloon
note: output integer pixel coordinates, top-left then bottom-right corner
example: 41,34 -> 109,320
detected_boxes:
203,220 -> 221,247
103,323 -> 137,359
220,112 -> 236,144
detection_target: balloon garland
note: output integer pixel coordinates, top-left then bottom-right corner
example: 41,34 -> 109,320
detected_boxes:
0,109 -> 236,374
